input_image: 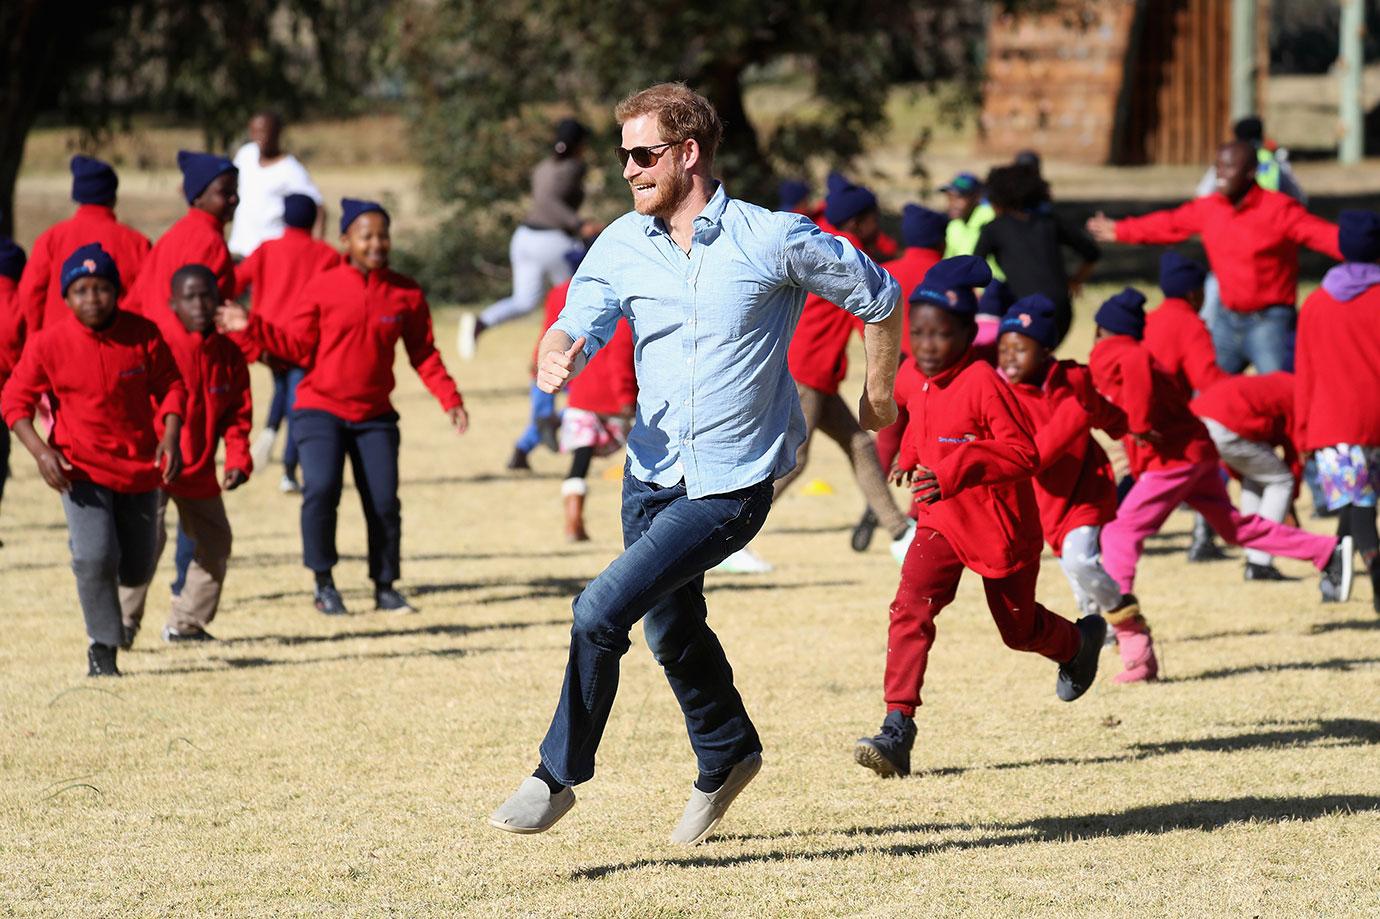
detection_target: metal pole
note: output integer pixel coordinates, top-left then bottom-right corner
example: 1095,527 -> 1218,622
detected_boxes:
1340,0 -> 1366,163
1231,0 -> 1258,121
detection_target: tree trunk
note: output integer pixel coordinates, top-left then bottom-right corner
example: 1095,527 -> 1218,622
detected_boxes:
695,62 -> 775,208
0,1 -> 65,239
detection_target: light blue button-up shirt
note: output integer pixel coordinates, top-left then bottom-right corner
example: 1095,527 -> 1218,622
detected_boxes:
551,183 -> 899,499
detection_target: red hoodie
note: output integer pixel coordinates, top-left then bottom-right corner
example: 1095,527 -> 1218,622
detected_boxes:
132,209 -> 235,318
0,277 -> 20,385
233,227 -> 342,363
1295,280 -> 1380,450
1006,360 -> 1127,555
893,350 -> 1042,577
243,262 -> 463,422
567,318 -> 636,416
1142,297 -> 1227,397
1089,335 -> 1217,476
148,310 -> 253,499
882,246 -> 943,356
1,310 -> 187,493
1192,372 -> 1295,447
15,204 -> 151,339
1114,186 -> 1340,313
787,225 -> 872,396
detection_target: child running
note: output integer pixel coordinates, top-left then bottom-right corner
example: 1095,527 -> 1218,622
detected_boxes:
1296,210 -> 1380,610
234,193 -> 342,491
119,265 -> 252,645
507,250 -> 582,472
854,256 -> 1105,778
559,314 -> 636,541
995,294 -> 1143,632
216,199 -> 468,616
1090,288 -> 1351,682
1,244 -> 186,676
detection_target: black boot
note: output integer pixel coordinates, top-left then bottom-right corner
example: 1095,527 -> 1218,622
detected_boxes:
854,710 -> 916,777
1244,562 -> 1289,581
850,508 -> 878,552
87,642 -> 121,677
1187,516 -> 1228,562
1056,615 -> 1107,702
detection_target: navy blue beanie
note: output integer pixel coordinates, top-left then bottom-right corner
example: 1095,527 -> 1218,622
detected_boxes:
910,255 -> 993,316
824,181 -> 878,228
282,193 -> 318,230
825,171 -> 849,196
778,179 -> 810,212
1338,210 -> 1380,263
340,198 -> 390,234
177,150 -> 236,205
70,155 -> 118,205
977,278 -> 1014,317
0,238 -> 26,281
901,204 -> 947,250
60,242 -> 120,296
1095,287 -> 1148,339
999,294 -> 1060,349
1158,251 -> 1207,297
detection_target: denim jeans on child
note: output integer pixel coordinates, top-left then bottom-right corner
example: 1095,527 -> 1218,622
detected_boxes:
1211,303 -> 1296,374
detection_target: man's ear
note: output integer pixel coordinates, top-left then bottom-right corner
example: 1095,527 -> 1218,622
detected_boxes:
681,138 -> 703,173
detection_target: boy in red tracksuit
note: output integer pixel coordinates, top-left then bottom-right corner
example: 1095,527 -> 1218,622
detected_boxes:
996,294 -> 1143,634
853,256 -> 1105,779
132,151 -> 239,317
1295,210 -> 1380,610
15,157 -> 151,345
559,316 -> 636,541
120,264 -> 253,645
217,198 -> 467,616
234,194 -> 341,489
1191,372 -> 1299,581
1,243 -> 186,677
0,237 -> 26,529
1091,288 -> 1349,683
779,178 -> 910,566
1143,251 -> 1226,398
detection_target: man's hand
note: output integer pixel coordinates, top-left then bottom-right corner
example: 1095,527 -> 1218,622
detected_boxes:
215,301 -> 250,334
156,416 -> 183,484
859,392 -> 897,432
448,405 -> 469,434
537,336 -> 586,394
1086,211 -> 1118,243
908,465 -> 942,504
222,468 -> 248,491
35,446 -> 74,493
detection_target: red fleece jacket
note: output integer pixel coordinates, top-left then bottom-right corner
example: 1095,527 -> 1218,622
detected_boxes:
894,350 -> 1042,577
1006,360 -> 1127,555
1089,335 -> 1217,476
1142,297 -> 1227,397
787,225 -> 872,396
133,209 -> 235,318
233,227 -> 342,363
1192,372 -> 1295,447
1114,186 -> 1340,313
1295,283 -> 1380,450
882,246 -> 942,357
567,318 -> 636,416
0,277 -> 20,385
148,310 -> 253,498
244,263 -> 463,422
1,310 -> 186,493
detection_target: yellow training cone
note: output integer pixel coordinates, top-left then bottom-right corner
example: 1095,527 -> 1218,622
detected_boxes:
802,479 -> 834,496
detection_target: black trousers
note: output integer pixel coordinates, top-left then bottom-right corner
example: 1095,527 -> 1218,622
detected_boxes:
294,409 -> 402,584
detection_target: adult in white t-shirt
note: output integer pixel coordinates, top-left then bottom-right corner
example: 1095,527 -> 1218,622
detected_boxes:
227,111 -> 325,258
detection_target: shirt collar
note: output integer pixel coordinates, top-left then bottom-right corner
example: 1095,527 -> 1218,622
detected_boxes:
642,181 -> 728,237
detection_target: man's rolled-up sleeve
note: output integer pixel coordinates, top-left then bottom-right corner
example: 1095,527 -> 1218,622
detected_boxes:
550,249 -> 624,362
780,216 -> 899,323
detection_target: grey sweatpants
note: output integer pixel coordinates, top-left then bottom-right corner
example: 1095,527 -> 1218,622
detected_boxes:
1058,525 -> 1123,617
1202,418 -> 1296,565
60,480 -> 160,647
479,226 -> 577,328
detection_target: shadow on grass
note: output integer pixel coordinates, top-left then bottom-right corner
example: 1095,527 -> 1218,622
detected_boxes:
219,617 -> 569,647
1175,627 -> 1270,642
572,793 -> 1380,879
1167,656 -> 1380,683
1310,618 -> 1380,634
769,524 -> 852,536
140,642 -> 574,676
406,472 -> 563,487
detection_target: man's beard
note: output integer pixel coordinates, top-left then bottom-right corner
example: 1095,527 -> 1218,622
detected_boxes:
631,165 -> 692,219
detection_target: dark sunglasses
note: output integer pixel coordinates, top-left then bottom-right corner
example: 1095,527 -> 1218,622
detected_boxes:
615,141 -> 678,168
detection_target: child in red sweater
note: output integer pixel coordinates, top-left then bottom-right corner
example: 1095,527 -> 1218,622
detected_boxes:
1296,210 -> 1380,610
234,194 -> 341,490
217,199 -> 467,616
996,295 -> 1143,637
559,316 -> 636,540
853,256 -> 1105,779
508,249 -> 583,472
119,264 -> 253,645
1,244 -> 186,676
1091,289 -> 1350,682
0,237 -> 25,532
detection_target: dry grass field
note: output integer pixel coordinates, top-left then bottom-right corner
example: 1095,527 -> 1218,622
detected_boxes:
1,288 -> 1378,917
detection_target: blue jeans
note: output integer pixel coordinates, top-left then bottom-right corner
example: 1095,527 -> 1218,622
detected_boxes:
171,525 -> 195,596
515,383 -> 558,454
1211,304 -> 1296,374
539,471 -> 774,786
267,366 -> 306,475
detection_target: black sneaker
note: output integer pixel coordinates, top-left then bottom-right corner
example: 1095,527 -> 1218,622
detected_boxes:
119,624 -> 138,651
375,587 -> 417,614
1056,615 -> 1107,702
1187,535 -> 1229,563
853,710 -> 916,778
537,416 -> 561,453
850,509 -> 878,553
87,642 -> 121,677
506,447 -> 532,472
161,626 -> 217,642
1244,562 -> 1289,581
314,584 -> 349,616
1320,535 -> 1354,603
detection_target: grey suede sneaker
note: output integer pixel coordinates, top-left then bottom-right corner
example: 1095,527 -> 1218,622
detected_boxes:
669,753 -> 762,846
488,777 -> 576,835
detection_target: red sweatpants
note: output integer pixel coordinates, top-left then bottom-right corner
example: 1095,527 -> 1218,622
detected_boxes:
885,527 -> 1081,716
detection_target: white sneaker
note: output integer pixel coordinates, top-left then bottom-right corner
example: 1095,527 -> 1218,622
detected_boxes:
250,428 -> 277,469
714,546 -> 773,574
458,312 -> 478,360
890,520 -> 916,565
279,475 -> 302,494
